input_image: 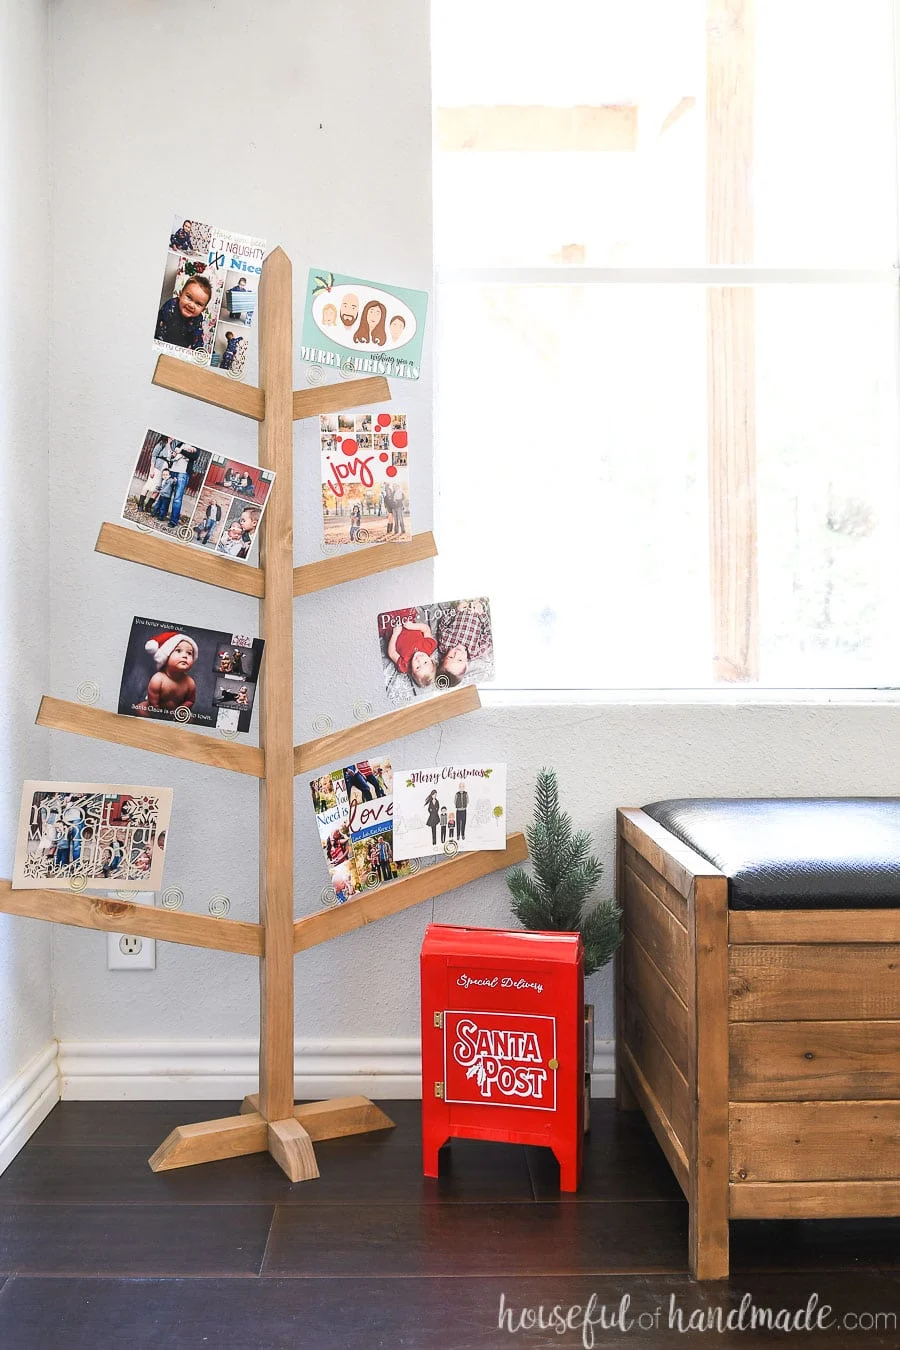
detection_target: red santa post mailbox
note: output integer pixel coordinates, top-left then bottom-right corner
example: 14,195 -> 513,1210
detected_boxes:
420,923 -> 584,1191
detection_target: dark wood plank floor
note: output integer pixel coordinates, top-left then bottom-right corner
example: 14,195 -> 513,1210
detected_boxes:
0,1098 -> 898,1348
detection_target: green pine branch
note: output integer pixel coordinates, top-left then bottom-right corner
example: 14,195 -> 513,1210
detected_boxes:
507,768 -> 621,976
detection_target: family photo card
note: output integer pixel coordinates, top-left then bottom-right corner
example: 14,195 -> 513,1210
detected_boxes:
321,411 -> 410,546
13,781 -> 173,892
154,215 -> 266,378
376,597 -> 495,703
118,617 -> 264,734
300,269 -> 428,381
310,758 -> 412,903
121,428 -> 274,562
391,764 -> 507,861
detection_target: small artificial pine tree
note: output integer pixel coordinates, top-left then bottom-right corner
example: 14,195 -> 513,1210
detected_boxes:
507,768 -> 622,977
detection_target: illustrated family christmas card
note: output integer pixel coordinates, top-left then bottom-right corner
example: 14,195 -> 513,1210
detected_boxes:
121,428 -> 274,562
118,617 -> 264,734
391,764 -> 507,860
13,781 -> 173,891
320,411 -> 410,546
376,597 -> 495,703
310,758 -> 412,903
300,269 -> 427,381
154,215 -> 265,378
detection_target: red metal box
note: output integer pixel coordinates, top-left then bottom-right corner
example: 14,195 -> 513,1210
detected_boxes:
420,923 -> 584,1191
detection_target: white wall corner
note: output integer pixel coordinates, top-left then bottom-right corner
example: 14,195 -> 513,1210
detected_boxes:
0,1041 -> 60,1175
57,1037 -> 615,1100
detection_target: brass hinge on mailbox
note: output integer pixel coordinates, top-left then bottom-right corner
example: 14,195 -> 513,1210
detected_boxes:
434,1081 -> 444,1098
433,1011 -> 444,1028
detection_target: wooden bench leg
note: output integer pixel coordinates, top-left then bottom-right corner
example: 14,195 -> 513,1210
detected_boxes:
689,875 -> 731,1280
614,946 -> 640,1110
689,1189 -> 730,1280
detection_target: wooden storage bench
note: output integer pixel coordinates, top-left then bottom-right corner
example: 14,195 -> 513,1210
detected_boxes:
615,798 -> 900,1280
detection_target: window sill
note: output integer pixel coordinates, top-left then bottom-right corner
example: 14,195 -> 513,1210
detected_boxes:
478,687 -> 900,709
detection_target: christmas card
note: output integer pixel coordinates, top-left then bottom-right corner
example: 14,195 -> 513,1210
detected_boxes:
13,781 -> 173,891
154,215 -> 265,378
118,617 -> 264,734
121,428 -> 274,562
391,764 -> 507,860
376,597 -> 495,704
320,411 -> 410,546
310,758 -> 412,903
300,269 -> 428,381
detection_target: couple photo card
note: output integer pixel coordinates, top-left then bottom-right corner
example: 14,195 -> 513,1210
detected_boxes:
13,781 -> 172,891
391,764 -> 507,860
118,617 -> 264,734
321,411 -> 410,546
154,215 -> 265,378
121,428 -> 274,562
310,757 -> 413,903
301,269 -> 428,382
376,597 -> 495,703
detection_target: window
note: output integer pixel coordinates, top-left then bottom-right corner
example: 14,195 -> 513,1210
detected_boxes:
432,0 -> 900,690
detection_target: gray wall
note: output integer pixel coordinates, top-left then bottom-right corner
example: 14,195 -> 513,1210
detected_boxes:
0,0 -> 53,1094
43,1 -> 900,1082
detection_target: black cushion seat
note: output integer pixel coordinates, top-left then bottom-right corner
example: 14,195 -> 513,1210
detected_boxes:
641,798 -> 900,910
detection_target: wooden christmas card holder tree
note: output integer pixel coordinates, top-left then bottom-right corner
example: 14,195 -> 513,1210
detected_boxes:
0,248 -> 526,1181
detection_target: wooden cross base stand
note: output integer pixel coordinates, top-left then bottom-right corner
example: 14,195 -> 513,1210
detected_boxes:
149,1095 -> 396,1182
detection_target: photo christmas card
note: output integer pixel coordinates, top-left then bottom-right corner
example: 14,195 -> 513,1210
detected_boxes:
321,411 -> 410,546
391,764 -> 507,861
376,597 -> 494,704
118,617 -> 264,734
310,757 -> 412,903
121,428 -> 274,562
300,269 -> 427,381
13,781 -> 173,891
154,215 -> 265,378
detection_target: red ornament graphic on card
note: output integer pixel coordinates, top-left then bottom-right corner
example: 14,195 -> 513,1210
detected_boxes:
444,1011 -> 556,1110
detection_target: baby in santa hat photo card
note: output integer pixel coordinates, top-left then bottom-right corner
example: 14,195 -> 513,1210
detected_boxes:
117,616 -> 265,735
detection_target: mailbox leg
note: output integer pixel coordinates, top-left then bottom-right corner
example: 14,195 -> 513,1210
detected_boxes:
552,1136 -> 583,1193
422,1125 -> 448,1179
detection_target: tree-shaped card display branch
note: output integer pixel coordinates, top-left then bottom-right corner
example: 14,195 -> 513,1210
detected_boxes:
0,248 -> 527,1181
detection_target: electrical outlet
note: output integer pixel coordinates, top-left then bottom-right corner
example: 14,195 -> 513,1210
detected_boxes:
107,892 -> 156,970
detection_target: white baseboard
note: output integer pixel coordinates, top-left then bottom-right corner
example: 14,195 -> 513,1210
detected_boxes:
58,1038 -> 615,1101
0,1042 -> 60,1174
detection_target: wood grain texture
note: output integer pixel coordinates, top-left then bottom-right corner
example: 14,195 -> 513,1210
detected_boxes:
729,908 -> 900,944
689,874 -> 731,1280
293,1096 -> 396,1141
730,1020 -> 900,1101
96,522 -> 265,598
730,1101 -> 900,1182
730,944 -> 900,1021
437,103 -> 638,152
294,833 -> 529,953
623,842 -> 688,926
730,1179 -> 900,1219
148,1113 -> 268,1171
614,822 -> 640,1111
240,1094 -> 395,1139
36,696 -> 264,777
624,865 -> 690,1005
619,1045 -> 690,1199
0,880 -> 263,956
268,1117 -> 319,1182
293,532 -> 437,597
292,376 -> 390,421
256,246 -> 296,1125
622,1000 -> 691,1157
294,684 -> 481,774
707,0 -> 757,683
152,354 -> 265,419
617,809 -> 725,900
622,932 -> 690,1080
